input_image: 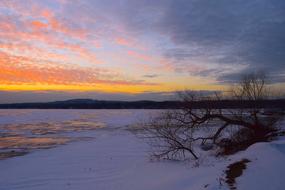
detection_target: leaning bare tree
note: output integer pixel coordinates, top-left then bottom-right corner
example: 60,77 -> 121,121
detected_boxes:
139,72 -> 284,160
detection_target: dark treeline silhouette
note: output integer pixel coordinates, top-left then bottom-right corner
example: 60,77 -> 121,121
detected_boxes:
0,98 -> 285,109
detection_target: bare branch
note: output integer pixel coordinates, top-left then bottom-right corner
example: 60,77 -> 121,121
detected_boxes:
137,72 -> 284,160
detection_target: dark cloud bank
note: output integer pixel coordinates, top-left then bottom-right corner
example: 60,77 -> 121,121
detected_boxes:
108,0 -> 285,83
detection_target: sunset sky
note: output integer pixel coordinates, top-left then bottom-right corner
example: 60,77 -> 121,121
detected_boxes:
0,0 -> 285,103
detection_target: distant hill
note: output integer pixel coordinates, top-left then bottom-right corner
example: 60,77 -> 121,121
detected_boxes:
0,99 -> 284,109
0,99 -> 180,109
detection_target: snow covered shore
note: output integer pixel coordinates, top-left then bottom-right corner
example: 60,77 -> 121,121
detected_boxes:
0,110 -> 284,190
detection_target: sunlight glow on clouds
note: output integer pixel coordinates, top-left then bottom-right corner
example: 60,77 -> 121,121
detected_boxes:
0,0 -> 179,94
0,0 -> 284,101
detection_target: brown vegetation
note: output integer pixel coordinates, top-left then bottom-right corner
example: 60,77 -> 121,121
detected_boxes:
225,159 -> 251,190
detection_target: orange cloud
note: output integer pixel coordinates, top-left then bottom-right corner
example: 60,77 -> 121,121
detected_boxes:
1,1 -> 88,40
37,8 -> 88,40
48,17 -> 88,39
0,1 -> 189,93
114,36 -> 147,51
31,20 -> 48,29
0,51 -> 157,92
0,42 -> 68,63
40,9 -> 53,19
115,37 -> 132,46
0,14 -> 101,65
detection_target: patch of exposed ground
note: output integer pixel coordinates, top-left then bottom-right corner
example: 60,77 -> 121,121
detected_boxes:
225,158 -> 251,190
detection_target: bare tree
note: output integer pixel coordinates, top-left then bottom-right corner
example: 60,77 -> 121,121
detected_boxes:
139,73 -> 284,160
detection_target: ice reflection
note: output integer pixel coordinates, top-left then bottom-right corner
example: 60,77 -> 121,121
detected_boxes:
0,118 -> 105,159
0,136 -> 70,149
0,109 -> 158,160
1,120 -> 105,136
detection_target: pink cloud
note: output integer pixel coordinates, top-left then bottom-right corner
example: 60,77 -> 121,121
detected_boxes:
127,50 -> 152,62
0,51 -> 156,87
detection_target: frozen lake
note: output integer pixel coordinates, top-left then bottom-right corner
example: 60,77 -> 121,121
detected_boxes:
0,109 -> 284,190
0,109 -> 161,158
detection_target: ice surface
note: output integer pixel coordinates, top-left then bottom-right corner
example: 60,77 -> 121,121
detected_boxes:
0,109 -> 284,190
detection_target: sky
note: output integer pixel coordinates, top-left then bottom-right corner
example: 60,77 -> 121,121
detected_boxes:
0,0 -> 285,103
